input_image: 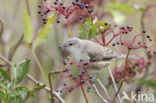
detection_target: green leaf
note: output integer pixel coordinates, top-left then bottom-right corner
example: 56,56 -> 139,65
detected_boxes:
13,59 -> 30,84
23,10 -> 34,45
109,1 -> 135,14
33,14 -> 55,49
108,8 -> 126,24
0,67 -> 10,80
0,90 -> 6,102
79,18 -> 92,39
88,24 -> 98,39
88,21 -> 110,39
9,87 -> 34,103
138,79 -> 156,89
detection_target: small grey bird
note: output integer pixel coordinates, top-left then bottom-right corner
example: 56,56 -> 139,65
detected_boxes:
59,37 -> 137,70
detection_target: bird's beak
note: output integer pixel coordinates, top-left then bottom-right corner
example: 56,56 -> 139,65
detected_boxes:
58,45 -> 64,49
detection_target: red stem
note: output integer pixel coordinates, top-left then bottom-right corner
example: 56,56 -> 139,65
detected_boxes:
81,85 -> 89,103
67,17 -> 72,38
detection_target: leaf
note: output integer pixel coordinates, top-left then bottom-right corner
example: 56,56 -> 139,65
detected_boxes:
109,1 -> 136,14
13,59 -> 30,84
33,14 -> 55,49
0,90 -> 6,102
138,79 -> 156,89
0,67 -> 10,80
88,24 -> 98,39
88,21 -> 110,39
79,18 -> 92,39
109,8 -> 126,24
9,87 -> 34,103
23,10 -> 34,45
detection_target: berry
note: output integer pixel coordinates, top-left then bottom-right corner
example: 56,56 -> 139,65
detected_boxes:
72,1 -> 75,5
73,76 -> 77,79
62,6 -> 66,9
38,5 -> 41,8
63,83 -> 66,86
38,11 -> 41,14
55,7 -> 58,10
88,9 -> 93,13
63,68 -> 68,72
85,4 -> 89,8
146,35 -> 150,38
42,18 -> 46,21
63,60 -> 66,65
142,30 -> 146,33
69,11 -> 72,14
80,80 -> 85,84
54,2 -> 57,5
83,62 -> 88,65
82,69 -> 86,74
60,3 -> 63,6
121,27 -> 125,30
75,0 -> 79,2
112,44 -> 115,46
79,16 -> 83,20
105,22 -> 108,26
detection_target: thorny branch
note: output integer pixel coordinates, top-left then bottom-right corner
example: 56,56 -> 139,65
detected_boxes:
0,55 -> 66,103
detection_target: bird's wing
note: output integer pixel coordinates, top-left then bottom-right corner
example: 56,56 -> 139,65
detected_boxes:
83,41 -> 116,61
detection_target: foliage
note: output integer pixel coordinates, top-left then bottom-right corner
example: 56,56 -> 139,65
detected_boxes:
0,59 -> 44,103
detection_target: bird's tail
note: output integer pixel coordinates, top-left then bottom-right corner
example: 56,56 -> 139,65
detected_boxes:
114,54 -> 138,60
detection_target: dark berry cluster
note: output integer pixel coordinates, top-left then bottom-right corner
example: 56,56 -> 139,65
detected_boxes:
107,57 -> 151,86
38,0 -> 94,24
56,59 -> 94,93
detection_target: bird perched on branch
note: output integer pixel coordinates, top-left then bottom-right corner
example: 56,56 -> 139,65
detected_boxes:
59,37 -> 137,70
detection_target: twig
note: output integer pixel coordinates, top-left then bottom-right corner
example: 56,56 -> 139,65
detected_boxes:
92,84 -> 108,103
97,78 -> 110,102
135,4 -> 155,93
113,48 -> 131,101
8,35 -> 24,61
108,66 -> 122,103
0,18 -> 4,38
0,55 -> 66,103
48,70 -> 64,103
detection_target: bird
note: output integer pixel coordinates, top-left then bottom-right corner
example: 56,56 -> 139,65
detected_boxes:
59,37 -> 137,70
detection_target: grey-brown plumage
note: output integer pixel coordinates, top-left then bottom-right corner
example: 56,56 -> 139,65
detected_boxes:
59,37 -> 137,70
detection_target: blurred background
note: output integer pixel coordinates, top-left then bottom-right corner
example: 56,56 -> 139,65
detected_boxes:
0,0 -> 156,103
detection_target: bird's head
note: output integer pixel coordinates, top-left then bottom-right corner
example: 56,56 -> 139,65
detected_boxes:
59,37 -> 81,53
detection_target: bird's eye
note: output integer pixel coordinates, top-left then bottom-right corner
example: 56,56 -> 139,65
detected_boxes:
69,43 -> 73,46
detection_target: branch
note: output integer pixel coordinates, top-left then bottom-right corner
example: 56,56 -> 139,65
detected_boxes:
8,35 -> 24,61
0,18 -> 4,38
108,66 -> 122,103
48,70 -> 64,103
113,48 -> 131,101
0,55 -> 66,103
97,78 -> 110,102
92,84 -> 108,103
